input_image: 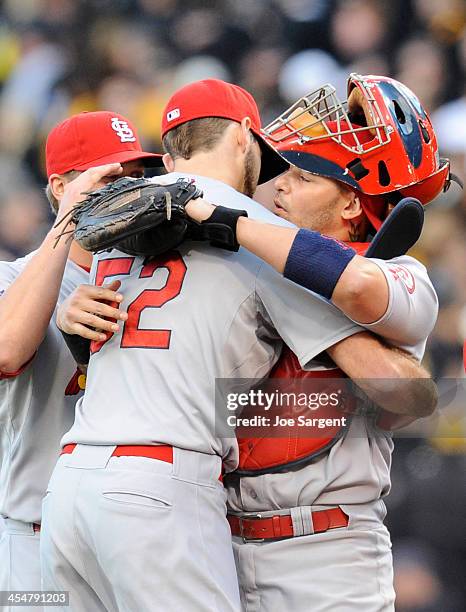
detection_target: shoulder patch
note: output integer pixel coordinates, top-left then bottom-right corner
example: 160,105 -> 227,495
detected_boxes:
388,264 -> 416,294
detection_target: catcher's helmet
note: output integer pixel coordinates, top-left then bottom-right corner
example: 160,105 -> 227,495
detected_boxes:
264,73 -> 453,205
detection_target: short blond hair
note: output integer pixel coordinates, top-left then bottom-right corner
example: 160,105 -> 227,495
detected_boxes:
45,170 -> 81,215
162,117 -> 234,160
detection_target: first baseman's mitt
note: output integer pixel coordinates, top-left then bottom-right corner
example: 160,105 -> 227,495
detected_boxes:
60,177 -> 203,256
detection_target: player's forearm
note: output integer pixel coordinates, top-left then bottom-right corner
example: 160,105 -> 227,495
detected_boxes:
358,369 -> 437,417
327,333 -> 437,417
188,201 -> 353,288
238,219 -> 389,320
0,228 -> 72,372
388,350 -> 437,417
189,203 -> 390,323
236,216 -> 297,272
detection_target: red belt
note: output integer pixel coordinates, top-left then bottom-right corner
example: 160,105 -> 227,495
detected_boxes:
228,507 -> 348,541
61,444 -> 223,482
61,443 -> 174,463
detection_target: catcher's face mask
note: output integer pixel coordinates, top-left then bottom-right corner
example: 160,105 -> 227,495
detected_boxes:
263,73 -> 453,204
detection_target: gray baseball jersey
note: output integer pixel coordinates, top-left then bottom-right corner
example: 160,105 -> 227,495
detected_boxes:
0,254 -> 87,524
227,255 -> 437,512
354,255 -> 438,361
62,173 -> 362,469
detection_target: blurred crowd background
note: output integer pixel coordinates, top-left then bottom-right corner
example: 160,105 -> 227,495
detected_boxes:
0,0 -> 464,609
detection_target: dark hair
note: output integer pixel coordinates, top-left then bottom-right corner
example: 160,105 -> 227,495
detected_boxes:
162,117 -> 234,160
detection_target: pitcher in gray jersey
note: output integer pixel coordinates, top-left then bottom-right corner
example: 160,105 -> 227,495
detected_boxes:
0,110 -> 159,612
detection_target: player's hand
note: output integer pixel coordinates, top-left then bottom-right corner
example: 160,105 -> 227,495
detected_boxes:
55,163 -> 124,223
184,197 -> 216,223
56,280 -> 128,341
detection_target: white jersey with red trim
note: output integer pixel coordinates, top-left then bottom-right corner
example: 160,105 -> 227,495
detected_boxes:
0,254 -> 87,523
62,173 -> 362,468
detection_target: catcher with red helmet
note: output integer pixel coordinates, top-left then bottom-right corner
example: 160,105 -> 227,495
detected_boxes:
184,74 -> 450,611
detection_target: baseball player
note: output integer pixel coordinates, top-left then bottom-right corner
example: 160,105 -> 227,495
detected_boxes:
45,79 -> 437,612
0,111 -> 159,610
185,75 -> 447,610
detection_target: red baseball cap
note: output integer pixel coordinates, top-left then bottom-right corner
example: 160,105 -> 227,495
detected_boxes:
161,79 -> 288,184
46,111 -> 162,177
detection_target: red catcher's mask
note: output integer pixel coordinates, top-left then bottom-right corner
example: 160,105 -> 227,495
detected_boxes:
263,73 -> 452,205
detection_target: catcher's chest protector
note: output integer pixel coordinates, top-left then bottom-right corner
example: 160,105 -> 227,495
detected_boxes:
236,240 -> 370,476
236,348 -> 351,475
